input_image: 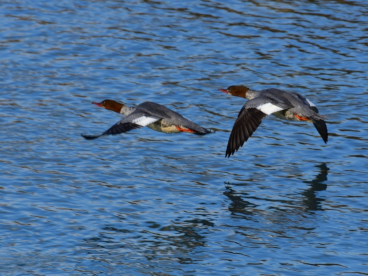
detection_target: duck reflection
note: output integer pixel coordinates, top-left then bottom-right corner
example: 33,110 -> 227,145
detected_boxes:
224,163 -> 329,214
301,163 -> 329,211
223,185 -> 258,217
81,218 -> 211,266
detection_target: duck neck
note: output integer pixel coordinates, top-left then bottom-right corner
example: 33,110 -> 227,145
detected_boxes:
245,89 -> 259,100
120,105 -> 135,116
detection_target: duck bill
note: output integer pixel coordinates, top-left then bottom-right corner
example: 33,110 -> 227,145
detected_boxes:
218,88 -> 228,94
92,102 -> 103,107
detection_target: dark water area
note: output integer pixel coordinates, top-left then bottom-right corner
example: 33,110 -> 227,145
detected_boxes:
1,0 -> 367,275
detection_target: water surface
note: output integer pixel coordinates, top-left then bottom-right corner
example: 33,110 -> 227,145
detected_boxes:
1,0 -> 367,275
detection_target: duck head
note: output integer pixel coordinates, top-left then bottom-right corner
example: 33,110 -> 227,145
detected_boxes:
218,85 -> 250,98
92,99 -> 124,113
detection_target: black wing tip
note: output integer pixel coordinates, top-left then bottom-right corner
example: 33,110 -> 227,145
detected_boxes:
313,119 -> 328,144
322,130 -> 328,143
225,152 -> 233,158
81,134 -> 101,140
225,143 -> 236,157
225,143 -> 240,158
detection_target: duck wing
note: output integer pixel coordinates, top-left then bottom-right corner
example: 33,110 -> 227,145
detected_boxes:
81,110 -> 161,140
304,99 -> 328,143
226,97 -> 292,157
313,119 -> 328,144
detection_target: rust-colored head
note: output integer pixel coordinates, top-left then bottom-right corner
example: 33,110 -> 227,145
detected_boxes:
92,99 -> 124,113
218,85 -> 249,98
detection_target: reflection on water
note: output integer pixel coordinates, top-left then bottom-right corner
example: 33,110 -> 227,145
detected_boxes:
223,186 -> 258,218
80,218 -> 212,270
302,163 -> 329,211
224,163 -> 329,213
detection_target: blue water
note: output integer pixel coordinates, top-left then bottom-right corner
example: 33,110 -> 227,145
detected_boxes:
1,0 -> 367,275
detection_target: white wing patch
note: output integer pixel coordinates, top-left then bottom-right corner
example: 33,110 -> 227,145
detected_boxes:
132,116 -> 159,126
257,103 -> 284,115
306,99 -> 315,107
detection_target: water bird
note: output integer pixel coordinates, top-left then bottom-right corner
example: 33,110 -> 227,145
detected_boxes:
218,85 -> 328,157
82,100 -> 213,140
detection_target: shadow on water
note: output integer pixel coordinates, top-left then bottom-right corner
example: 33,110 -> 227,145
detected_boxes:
224,163 -> 329,215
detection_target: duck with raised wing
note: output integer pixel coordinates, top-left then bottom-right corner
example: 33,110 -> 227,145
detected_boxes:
218,85 -> 328,157
82,100 -> 213,140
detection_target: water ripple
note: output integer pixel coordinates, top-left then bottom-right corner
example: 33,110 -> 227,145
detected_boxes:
1,0 -> 368,275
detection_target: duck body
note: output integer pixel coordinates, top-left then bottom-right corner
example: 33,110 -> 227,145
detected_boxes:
122,102 -> 204,134
219,85 -> 328,157
247,88 -> 321,122
82,100 -> 212,140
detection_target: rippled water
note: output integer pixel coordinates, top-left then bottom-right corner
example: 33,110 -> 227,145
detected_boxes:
1,0 -> 367,275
